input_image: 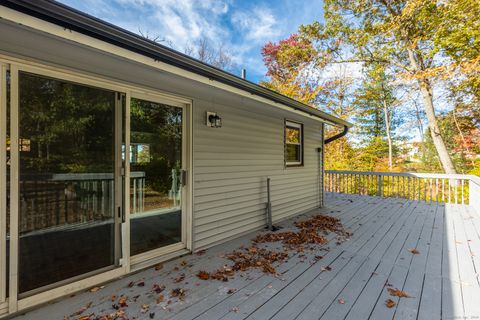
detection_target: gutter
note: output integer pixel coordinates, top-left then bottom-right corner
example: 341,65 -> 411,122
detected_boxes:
324,125 -> 349,144
1,0 -> 352,129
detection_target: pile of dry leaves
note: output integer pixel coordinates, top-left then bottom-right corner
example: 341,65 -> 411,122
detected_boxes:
200,246 -> 289,282
198,214 -> 350,282
254,214 -> 351,250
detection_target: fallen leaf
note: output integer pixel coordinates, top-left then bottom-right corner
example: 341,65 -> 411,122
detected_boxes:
408,248 -> 420,254
89,286 -> 101,293
137,281 -> 145,287
195,249 -> 207,256
156,294 -> 165,304
197,271 -> 210,280
118,296 -> 128,307
231,307 -> 239,313
149,312 -> 155,319
387,288 -> 410,298
141,304 -> 150,313
338,298 -> 345,304
385,299 -> 396,308
154,263 -> 164,271
174,273 -> 186,283
227,288 -> 237,294
171,288 -> 187,300
152,284 -> 166,293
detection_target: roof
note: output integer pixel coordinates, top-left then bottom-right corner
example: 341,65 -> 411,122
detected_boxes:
1,0 -> 352,128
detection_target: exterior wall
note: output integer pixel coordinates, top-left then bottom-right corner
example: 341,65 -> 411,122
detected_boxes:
0,18 -> 326,251
0,13 -> 327,316
192,99 -> 323,249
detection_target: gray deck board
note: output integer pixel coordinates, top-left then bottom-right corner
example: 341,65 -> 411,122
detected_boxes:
245,199 -> 413,320
168,195 -> 381,320
452,204 -> 480,318
187,197 -> 388,320
12,194 -> 480,320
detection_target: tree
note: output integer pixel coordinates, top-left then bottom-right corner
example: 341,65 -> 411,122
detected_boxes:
260,34 -> 357,116
260,34 -> 359,171
260,34 -> 321,105
138,29 -> 236,72
354,63 -> 400,170
298,0 -> 467,173
184,38 -> 236,72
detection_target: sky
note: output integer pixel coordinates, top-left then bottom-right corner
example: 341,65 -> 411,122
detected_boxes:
58,0 -> 325,83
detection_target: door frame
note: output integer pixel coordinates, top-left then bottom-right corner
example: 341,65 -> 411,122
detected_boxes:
127,91 -> 192,269
0,63 -> 7,307
0,55 -> 193,313
9,62 -> 125,301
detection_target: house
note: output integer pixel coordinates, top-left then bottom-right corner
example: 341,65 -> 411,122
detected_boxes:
0,0 -> 350,317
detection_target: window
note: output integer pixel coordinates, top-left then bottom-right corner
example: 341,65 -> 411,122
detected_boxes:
285,120 -> 303,166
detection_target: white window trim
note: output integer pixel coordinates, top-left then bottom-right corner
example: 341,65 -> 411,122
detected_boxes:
285,120 -> 303,166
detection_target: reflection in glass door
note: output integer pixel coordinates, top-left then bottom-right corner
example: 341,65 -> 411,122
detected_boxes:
17,71 -> 122,294
130,97 -> 183,256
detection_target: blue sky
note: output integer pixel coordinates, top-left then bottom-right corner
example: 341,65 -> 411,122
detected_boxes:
58,0 -> 325,83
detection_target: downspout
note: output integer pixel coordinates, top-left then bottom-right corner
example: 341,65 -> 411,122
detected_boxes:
324,125 -> 349,144
321,125 -> 349,206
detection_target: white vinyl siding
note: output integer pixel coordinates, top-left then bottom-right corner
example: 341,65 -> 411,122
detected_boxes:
0,20 -> 325,251
192,100 -> 323,249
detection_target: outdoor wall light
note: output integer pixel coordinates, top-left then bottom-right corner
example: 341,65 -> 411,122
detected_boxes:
206,111 -> 222,128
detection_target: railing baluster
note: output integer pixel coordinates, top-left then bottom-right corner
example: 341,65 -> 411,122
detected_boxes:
442,179 -> 445,202
448,179 -> 451,203
454,179 -> 458,204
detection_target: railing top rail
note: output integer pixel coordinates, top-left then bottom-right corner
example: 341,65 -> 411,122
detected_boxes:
325,170 -> 476,180
49,171 -> 146,181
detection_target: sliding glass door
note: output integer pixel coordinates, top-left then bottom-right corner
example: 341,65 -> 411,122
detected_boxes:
129,96 -> 184,257
16,71 -> 123,294
3,62 -> 189,303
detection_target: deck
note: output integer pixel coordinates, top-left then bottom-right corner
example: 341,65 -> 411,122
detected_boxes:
13,194 -> 480,320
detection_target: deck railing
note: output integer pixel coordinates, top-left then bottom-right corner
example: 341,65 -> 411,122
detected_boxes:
18,172 -> 146,233
324,170 -> 480,206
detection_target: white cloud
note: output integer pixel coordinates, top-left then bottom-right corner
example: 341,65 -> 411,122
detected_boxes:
114,0 -> 230,50
231,7 -> 281,42
59,0 -> 296,80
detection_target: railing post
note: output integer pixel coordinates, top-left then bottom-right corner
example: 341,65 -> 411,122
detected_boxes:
377,175 -> 382,197
469,179 -> 480,211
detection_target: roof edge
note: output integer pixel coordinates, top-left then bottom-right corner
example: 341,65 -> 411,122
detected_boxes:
1,0 -> 352,128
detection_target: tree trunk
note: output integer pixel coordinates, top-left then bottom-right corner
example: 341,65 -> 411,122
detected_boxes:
413,100 -> 425,159
382,100 -> 393,171
406,48 -> 456,174
418,80 -> 456,173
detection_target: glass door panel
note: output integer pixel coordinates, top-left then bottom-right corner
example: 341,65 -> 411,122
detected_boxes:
130,97 -> 183,256
17,71 -> 120,294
